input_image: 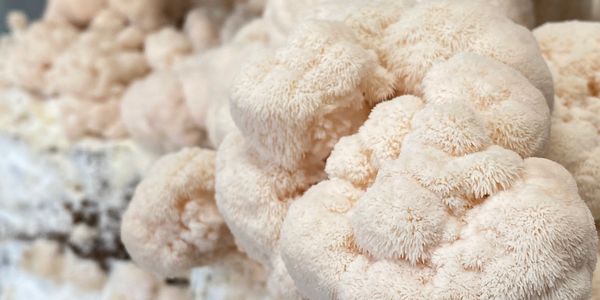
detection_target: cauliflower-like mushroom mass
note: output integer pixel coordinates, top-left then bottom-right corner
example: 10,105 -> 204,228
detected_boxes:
121,148 -> 233,277
281,54 -> 593,299
180,41 -> 266,149
215,0 -> 594,298
0,20 -> 79,93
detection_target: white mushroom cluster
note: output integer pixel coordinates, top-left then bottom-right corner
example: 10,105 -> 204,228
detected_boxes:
3,0 -> 600,299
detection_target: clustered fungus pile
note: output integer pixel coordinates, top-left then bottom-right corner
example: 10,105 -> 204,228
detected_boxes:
0,0 -> 269,299
121,148 -> 231,277
0,0 -> 266,142
211,0 -> 596,298
2,0 -> 600,299
117,0 -> 600,299
280,54 -> 590,299
535,21 -> 600,219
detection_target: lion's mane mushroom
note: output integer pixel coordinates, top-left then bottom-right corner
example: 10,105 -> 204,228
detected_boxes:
379,0 -> 553,109
121,148 -> 233,277
46,10 -> 149,102
42,9 -> 150,139
215,0 -> 583,298
0,19 -> 79,93
534,21 -> 600,218
262,0 -> 535,46
280,54 -> 594,299
179,21 -> 270,148
120,71 -> 204,153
